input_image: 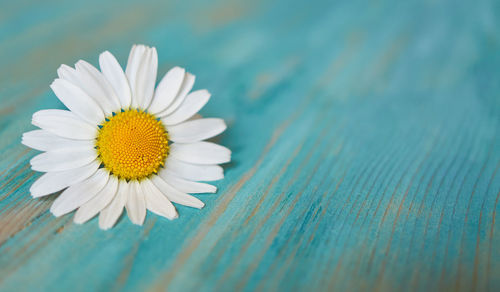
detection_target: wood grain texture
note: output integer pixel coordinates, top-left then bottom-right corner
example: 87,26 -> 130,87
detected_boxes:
0,0 -> 499,291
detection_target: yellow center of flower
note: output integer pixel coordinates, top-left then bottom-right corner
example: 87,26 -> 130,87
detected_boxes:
96,109 -> 169,180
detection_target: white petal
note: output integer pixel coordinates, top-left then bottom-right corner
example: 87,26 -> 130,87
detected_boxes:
74,60 -> 121,115
159,171 -> 216,194
74,175 -> 119,224
158,73 -> 195,116
126,45 -> 157,109
50,78 -> 104,125
22,130 -> 94,152
126,45 -> 144,109
99,51 -> 132,109
50,169 -> 109,217
125,180 -> 146,225
148,66 -> 185,114
152,176 -> 204,209
142,179 -> 178,220
30,161 -> 100,198
32,109 -> 97,140
138,47 -> 158,109
30,148 -> 97,172
164,157 -> 224,181
99,180 -> 129,230
57,64 -> 80,85
169,142 -> 231,165
126,45 -> 145,83
160,89 -> 210,125
58,63 -> 119,116
167,118 -> 226,143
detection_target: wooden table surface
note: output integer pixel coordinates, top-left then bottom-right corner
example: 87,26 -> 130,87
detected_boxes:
0,0 -> 499,291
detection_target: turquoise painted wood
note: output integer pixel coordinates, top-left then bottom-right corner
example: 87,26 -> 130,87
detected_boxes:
0,0 -> 499,291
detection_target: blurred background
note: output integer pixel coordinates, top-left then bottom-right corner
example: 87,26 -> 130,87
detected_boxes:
0,0 -> 499,291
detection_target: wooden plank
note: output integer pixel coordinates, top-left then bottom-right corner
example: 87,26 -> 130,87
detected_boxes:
0,0 -> 498,291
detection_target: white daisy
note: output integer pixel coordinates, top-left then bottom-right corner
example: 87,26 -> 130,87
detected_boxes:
22,44 -> 230,230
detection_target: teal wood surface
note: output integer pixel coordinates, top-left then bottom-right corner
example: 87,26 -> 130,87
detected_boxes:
0,0 -> 499,291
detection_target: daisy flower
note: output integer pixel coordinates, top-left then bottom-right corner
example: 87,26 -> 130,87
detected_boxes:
22,44 -> 230,230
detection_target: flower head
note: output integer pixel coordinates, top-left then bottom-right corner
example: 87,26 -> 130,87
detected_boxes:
22,44 -> 230,229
